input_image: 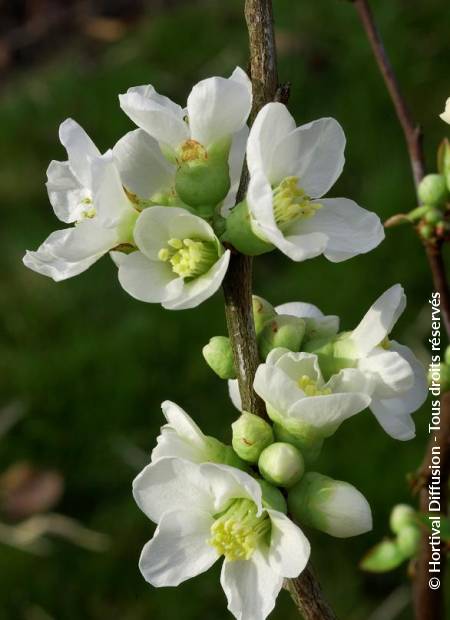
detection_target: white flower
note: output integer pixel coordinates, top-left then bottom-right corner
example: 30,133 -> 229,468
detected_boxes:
133,457 -> 310,620
112,206 -> 230,310
253,348 -> 372,442
119,67 -> 252,160
245,102 -> 385,262
344,284 -> 428,440
440,97 -> 450,124
23,121 -> 174,281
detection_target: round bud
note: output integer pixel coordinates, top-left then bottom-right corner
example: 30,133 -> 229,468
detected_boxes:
231,412 -> 274,463
424,207 -> 444,225
418,174 -> 448,207
175,156 -> 231,208
258,479 -> 287,513
202,336 -> 236,380
258,315 -> 306,359
389,504 -> 416,534
360,539 -> 405,573
258,442 -> 304,488
221,200 -> 274,256
252,295 -> 277,335
397,524 -> 421,558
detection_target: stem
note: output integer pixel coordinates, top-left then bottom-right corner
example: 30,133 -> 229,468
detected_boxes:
223,1 -> 337,617
350,1 -> 450,617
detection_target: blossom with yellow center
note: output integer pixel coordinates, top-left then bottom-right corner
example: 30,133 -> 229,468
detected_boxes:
158,237 -> 218,279
297,375 -> 332,397
272,177 -> 322,228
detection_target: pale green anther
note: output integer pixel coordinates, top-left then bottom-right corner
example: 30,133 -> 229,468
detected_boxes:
209,499 -> 270,561
158,237 -> 218,279
272,177 -> 322,228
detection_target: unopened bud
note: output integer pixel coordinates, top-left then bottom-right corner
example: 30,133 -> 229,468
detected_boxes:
258,442 -> 304,488
418,174 -> 448,207
360,539 -> 405,573
397,524 -> 421,558
203,336 -> 236,380
231,412 -> 274,463
424,207 -> 444,225
419,222 -> 434,240
389,504 -> 416,534
258,315 -> 306,359
288,472 -> 372,538
252,295 -> 277,335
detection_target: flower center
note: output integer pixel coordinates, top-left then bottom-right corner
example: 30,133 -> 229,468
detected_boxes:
158,237 -> 218,279
379,336 -> 391,350
273,177 -> 322,228
209,499 -> 270,561
297,375 -> 332,396
179,139 -> 208,163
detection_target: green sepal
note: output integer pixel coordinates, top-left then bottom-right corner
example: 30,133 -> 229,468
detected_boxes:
221,200 -> 274,255
258,479 -> 288,514
203,336 -> 236,380
252,295 -> 277,335
258,315 -> 306,359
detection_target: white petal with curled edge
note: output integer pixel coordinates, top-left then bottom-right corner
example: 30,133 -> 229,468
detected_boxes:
359,347 -> 414,398
275,302 -> 324,319
318,482 -> 373,538
139,509 -> 218,587
90,151 -> 133,228
151,428 -> 209,463
228,379 -> 242,411
113,129 -> 175,199
350,284 -> 406,356
58,119 -> 100,188
46,160 -> 88,223
200,462 -> 263,515
270,117 -> 346,198
161,400 -> 206,445
187,67 -> 252,147
266,509 -> 310,578
44,220 -> 119,262
220,551 -> 283,620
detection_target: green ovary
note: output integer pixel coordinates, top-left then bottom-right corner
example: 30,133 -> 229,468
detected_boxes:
209,499 -> 270,561
158,237 -> 218,279
273,177 -> 322,228
297,375 -> 332,396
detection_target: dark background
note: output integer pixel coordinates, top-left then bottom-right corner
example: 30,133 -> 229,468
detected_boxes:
0,0 -> 449,618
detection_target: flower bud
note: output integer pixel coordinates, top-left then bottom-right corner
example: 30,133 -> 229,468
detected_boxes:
397,524 -> 421,558
258,315 -> 306,359
258,442 -> 304,488
360,539 -> 405,573
258,479 -> 287,513
424,207 -> 444,225
221,200 -> 274,255
203,336 -> 236,380
418,174 -> 448,207
231,412 -> 274,463
389,504 -> 416,534
288,472 -> 372,538
252,295 -> 277,335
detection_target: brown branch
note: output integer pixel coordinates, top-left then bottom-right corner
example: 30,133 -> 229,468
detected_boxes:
223,1 -> 337,617
350,2 -> 450,618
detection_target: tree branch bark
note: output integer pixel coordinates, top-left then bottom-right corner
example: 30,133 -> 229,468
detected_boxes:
223,1 -> 337,617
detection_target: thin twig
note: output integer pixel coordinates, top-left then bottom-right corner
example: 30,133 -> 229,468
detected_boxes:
350,2 -> 450,617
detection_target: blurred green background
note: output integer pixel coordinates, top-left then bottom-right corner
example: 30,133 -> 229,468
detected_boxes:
1,0 -> 449,617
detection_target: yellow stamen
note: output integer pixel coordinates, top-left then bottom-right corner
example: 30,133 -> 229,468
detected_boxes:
158,237 -> 218,279
273,177 -> 322,228
298,375 -> 332,396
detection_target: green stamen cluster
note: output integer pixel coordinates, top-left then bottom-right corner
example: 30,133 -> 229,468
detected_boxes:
158,237 -> 218,279
273,177 -> 322,228
209,499 -> 270,561
298,375 -> 331,396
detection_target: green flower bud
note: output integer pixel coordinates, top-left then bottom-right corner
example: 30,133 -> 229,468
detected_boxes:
273,423 -> 323,464
252,295 -> 277,335
389,504 -> 416,534
203,336 -> 236,380
424,207 -> 445,224
258,315 -> 306,359
221,200 -> 274,255
445,345 -> 450,366
428,363 -> 450,393
258,442 -> 304,488
397,524 -> 421,559
258,479 -> 287,513
360,539 -> 405,573
288,472 -> 372,538
418,174 -> 449,207
175,140 -> 231,208
231,412 -> 274,463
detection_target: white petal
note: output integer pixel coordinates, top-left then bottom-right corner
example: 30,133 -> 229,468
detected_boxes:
49,220 -> 119,262
139,509 -> 218,587
317,481 -> 373,538
161,400 -> 205,444
359,348 -> 414,398
200,463 -> 263,515
163,251 -> 230,310
351,284 -> 406,356
152,428 -> 209,463
326,367 -> 375,396
266,510 -> 310,578
295,197 -> 385,263
119,86 -> 188,150
113,129 -> 175,199
46,161 -> 87,223
275,303 -> 340,339
228,379 -> 242,411
187,67 -> 252,147
90,151 -> 133,228
115,250 -> 183,303
253,363 -> 303,420
440,97 -> 450,124
270,118 -> 346,197
247,103 -> 296,178
271,350 -> 323,385
275,302 -> 324,319
58,119 -> 100,187
220,552 -> 283,620
222,125 -> 249,216
132,458 -> 215,523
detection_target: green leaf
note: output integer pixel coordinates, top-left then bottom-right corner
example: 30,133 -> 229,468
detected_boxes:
360,539 -> 406,573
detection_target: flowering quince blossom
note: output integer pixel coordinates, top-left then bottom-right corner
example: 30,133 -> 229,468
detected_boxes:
133,457 -> 310,620
440,97 -> 450,124
245,102 -> 385,261
335,284 -> 428,440
23,121 -> 174,281
111,206 -> 230,310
